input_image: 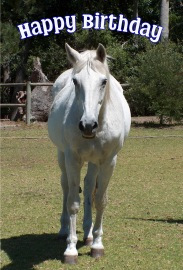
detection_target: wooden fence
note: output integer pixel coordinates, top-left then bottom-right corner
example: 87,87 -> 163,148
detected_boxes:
0,82 -> 129,125
0,82 -> 53,125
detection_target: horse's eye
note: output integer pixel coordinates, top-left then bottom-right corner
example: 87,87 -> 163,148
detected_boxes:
73,78 -> 78,86
102,78 -> 107,86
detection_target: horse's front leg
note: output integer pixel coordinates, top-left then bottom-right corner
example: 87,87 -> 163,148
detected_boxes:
83,162 -> 98,246
91,156 -> 117,258
64,151 -> 82,264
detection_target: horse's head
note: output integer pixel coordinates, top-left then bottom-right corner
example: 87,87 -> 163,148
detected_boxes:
65,43 -> 109,139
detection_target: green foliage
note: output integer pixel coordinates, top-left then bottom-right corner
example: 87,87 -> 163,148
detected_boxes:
138,0 -> 160,22
169,0 -> 183,42
107,37 -> 152,84
107,44 -> 129,84
125,86 -> 154,116
0,22 -> 20,66
129,42 -> 183,122
74,26 -> 117,50
27,40 -> 68,81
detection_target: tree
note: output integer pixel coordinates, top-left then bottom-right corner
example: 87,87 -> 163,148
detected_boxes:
129,42 -> 183,123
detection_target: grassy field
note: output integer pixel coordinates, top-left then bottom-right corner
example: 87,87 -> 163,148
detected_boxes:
1,123 -> 183,270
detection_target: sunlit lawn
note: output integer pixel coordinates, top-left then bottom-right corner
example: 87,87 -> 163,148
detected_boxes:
1,123 -> 183,270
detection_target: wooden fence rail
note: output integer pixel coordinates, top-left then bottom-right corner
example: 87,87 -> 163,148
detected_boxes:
0,82 -> 129,125
0,104 -> 26,107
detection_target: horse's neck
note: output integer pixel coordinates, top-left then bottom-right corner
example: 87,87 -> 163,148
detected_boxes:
98,77 -> 110,124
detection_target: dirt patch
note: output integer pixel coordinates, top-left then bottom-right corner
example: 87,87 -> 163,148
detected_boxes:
132,116 -> 183,125
0,120 -> 22,130
131,116 -> 160,124
0,120 -> 47,130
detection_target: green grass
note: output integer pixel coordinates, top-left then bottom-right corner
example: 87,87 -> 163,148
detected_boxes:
1,123 -> 183,270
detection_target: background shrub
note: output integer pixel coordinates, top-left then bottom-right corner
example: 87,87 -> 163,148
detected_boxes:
128,42 -> 183,123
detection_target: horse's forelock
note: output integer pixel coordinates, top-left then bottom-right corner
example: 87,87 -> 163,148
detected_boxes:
72,50 -> 109,76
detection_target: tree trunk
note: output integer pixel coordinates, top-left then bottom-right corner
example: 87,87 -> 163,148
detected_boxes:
10,39 -> 31,120
133,0 -> 139,47
133,0 -> 139,18
160,0 -> 169,41
3,64 -> 11,83
10,68 -> 25,120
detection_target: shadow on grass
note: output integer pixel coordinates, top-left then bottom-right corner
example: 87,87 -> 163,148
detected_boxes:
125,217 -> 183,224
1,233 -> 85,270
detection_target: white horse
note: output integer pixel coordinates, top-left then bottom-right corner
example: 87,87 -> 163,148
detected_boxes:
48,43 -> 131,264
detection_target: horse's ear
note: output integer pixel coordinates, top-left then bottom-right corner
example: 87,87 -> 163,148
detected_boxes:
96,43 -> 106,63
65,43 -> 81,65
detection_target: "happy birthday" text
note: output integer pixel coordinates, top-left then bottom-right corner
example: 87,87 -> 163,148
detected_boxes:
17,13 -> 163,43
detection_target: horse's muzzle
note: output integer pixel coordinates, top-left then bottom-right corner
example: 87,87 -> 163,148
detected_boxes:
79,121 -> 98,139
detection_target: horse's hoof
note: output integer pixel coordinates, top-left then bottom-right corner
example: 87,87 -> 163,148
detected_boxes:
91,248 -> 104,258
84,237 -> 93,246
64,255 -> 78,264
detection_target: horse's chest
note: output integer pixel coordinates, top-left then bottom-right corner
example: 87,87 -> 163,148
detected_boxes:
77,143 -> 107,163
74,133 -> 121,163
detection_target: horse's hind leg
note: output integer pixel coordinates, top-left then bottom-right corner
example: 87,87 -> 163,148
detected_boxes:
58,151 -> 69,239
83,162 -> 98,246
91,156 -> 117,258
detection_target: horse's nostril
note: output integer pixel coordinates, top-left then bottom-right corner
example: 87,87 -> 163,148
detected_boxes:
93,121 -> 98,130
79,120 -> 98,134
79,121 -> 84,131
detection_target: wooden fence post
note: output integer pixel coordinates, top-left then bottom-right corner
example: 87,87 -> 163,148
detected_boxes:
26,81 -> 31,125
